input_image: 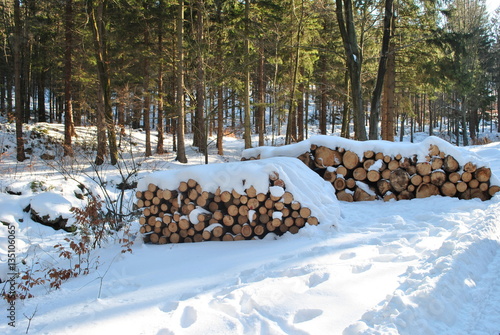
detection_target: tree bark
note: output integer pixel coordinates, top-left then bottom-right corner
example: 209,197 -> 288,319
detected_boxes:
156,2 -> 165,155
368,0 -> 393,140
14,0 -> 25,162
88,0 -> 118,165
381,40 -> 396,141
243,0 -> 252,149
335,0 -> 367,140
176,0 -> 187,163
64,0 -> 76,157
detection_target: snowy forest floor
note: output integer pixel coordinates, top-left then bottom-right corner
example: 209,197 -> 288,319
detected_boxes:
0,121 -> 500,335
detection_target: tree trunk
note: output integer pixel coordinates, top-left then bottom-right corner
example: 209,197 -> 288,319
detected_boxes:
14,0 -> 25,162
336,0 -> 367,140
243,0 -> 252,149
368,0 -> 393,140
156,2 -> 165,155
176,0 -> 187,163
64,0 -> 75,157
88,0 -> 118,165
297,73 -> 305,141
37,71 -> 46,122
257,45 -> 265,147
193,0 -> 206,154
144,24 -> 152,157
381,40 -> 396,141
285,0 -> 304,144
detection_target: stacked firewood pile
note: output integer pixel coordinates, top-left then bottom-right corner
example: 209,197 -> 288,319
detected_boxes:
243,144 -> 500,202
136,174 -> 319,244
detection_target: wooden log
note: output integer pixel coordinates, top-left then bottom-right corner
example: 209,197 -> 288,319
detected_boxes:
364,150 -> 375,159
443,155 -> 459,173
282,192 -> 294,204
448,172 -> 461,183
375,152 -> 385,161
475,167 -> 491,182
388,160 -> 400,171
488,185 -> 500,196
259,213 -> 270,224
223,215 -> 235,227
222,234 -> 235,241
456,181 -> 468,193
416,162 -> 432,176
353,167 -> 367,181
336,165 -> 348,177
187,178 -> 197,188
390,169 -> 410,193
227,204 -> 239,216
416,183 -> 440,198
148,183 -> 158,193
237,214 -> 248,225
429,144 -> 440,157
299,207 -> 311,218
150,233 -> 160,244
343,151 -> 359,169
367,170 -> 381,183
461,171 -> 473,183
383,193 -> 397,202
397,190 -> 414,200
441,182 -> 457,197
464,162 -> 477,173
430,170 -> 447,186
479,182 -> 489,192
381,168 -> 392,180
399,157 -> 413,170
307,216 -> 319,225
231,223 -> 242,235
346,178 -> 356,189
410,174 -> 423,186
354,186 -> 377,201
274,201 -> 285,211
336,190 -> 354,202
363,159 -> 375,170
469,179 -> 480,189
377,179 -> 392,195
431,157 -> 443,170
256,193 -> 267,202
170,233 -> 181,243
459,188 -> 489,201
323,169 -> 337,182
188,188 -> 198,201
162,189 -> 178,201
247,198 -> 260,210
178,181 -> 189,193
259,206 -> 268,215
290,201 -> 301,210
314,146 -> 343,167
241,224 -> 253,238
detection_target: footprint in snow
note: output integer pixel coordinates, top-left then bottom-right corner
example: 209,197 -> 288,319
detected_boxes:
351,263 -> 372,274
293,309 -> 323,323
180,306 -> 197,328
159,301 -> 179,313
339,251 -> 356,260
307,273 -> 330,288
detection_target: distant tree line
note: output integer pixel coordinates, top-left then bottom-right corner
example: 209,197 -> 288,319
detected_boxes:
1,0 -> 499,164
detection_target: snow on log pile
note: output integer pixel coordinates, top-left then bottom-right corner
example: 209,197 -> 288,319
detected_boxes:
136,157 -> 339,244
242,136 -> 500,202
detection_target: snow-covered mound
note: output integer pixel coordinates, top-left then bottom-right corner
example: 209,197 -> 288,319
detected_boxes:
137,157 -> 340,243
242,135 -> 500,202
243,136 -> 483,166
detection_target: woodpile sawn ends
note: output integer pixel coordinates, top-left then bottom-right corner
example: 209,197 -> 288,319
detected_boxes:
241,136 -> 500,202
136,157 -> 340,244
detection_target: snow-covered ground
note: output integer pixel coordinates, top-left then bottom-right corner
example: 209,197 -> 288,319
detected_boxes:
0,122 -> 499,334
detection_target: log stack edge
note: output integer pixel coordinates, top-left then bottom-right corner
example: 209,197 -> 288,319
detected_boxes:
136,173 -> 319,244
242,143 -> 500,202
